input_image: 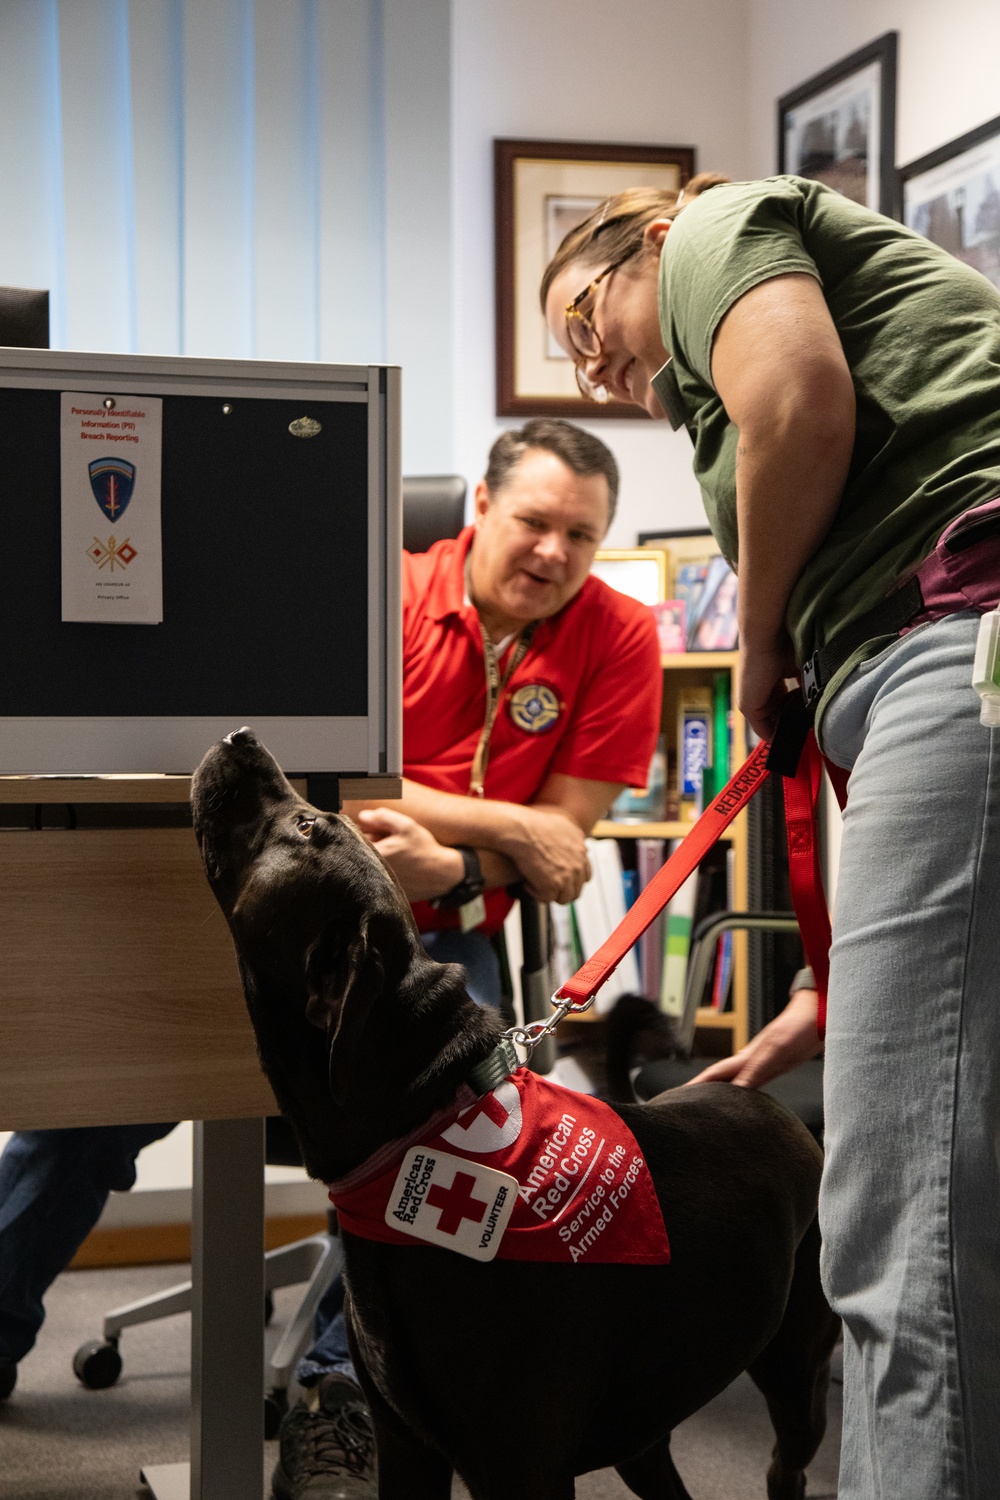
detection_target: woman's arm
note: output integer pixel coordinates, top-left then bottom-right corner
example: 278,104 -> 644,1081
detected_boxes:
710,272 -> 856,740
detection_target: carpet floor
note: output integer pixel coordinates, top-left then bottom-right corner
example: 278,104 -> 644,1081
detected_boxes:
0,1262 -> 841,1498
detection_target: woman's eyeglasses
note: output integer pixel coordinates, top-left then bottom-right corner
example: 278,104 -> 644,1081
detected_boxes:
564,254 -> 633,403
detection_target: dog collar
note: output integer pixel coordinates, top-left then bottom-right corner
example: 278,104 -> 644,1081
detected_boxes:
466,1037 -> 518,1096
329,1040 -> 519,1198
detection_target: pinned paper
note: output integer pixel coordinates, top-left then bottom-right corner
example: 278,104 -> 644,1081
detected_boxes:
61,392 -> 163,623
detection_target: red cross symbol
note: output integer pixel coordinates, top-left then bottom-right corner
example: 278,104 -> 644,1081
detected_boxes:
426,1171 -> 488,1236
477,1092 -> 512,1128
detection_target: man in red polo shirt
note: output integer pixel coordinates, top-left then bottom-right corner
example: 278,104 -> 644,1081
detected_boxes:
270,420 -> 663,1500
346,416 -> 663,1007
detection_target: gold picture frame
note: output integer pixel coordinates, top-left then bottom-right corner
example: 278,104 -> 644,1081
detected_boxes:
591,548 -> 670,606
495,138 -> 694,419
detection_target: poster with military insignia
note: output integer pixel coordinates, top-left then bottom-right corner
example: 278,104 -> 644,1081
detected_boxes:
60,391 -> 163,623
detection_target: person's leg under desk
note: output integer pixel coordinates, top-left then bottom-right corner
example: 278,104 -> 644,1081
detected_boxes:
819,611 -> 1000,1500
0,1123 -> 178,1369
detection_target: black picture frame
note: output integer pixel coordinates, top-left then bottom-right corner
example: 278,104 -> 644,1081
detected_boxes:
897,115 -> 1000,291
777,32 -> 897,217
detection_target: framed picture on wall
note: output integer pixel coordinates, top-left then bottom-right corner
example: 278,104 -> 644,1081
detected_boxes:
777,32 -> 897,216
898,115 -> 1000,293
494,138 -> 695,419
591,548 -> 670,605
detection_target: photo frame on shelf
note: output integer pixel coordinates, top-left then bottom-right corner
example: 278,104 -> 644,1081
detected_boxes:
591,548 -> 670,606
777,32 -> 897,216
898,115 -> 1000,293
495,138 -> 694,419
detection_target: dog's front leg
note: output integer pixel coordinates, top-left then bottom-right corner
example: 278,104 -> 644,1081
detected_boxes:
357,1369 -> 454,1500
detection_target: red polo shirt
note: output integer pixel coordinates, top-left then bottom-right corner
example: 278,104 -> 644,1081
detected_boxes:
404,528 -> 662,934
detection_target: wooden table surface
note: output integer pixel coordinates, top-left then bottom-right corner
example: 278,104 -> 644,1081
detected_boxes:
0,773 -> 400,1131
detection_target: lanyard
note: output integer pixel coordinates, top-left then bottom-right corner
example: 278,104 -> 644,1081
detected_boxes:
468,618 -> 536,797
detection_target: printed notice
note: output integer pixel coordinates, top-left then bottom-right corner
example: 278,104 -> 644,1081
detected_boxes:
61,392 -> 163,623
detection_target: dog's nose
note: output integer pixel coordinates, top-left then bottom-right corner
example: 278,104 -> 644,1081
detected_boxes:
224,726 -> 255,747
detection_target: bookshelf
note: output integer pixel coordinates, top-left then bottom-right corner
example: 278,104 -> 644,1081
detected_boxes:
568,651 -> 750,1052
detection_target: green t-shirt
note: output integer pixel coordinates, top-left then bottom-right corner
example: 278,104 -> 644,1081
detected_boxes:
653,175 -> 1000,721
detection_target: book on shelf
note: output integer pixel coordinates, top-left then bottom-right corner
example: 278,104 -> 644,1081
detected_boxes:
636,838 -> 667,1001
711,845 -> 737,1011
660,838 -> 697,1018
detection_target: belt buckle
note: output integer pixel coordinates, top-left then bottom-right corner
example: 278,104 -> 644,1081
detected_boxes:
801,654 -> 821,707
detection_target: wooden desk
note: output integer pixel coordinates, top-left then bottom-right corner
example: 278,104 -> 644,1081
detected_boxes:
0,773 -> 398,1499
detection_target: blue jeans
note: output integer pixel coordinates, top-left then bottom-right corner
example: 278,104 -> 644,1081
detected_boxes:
296,925 -> 501,1385
0,1123 -> 177,1363
819,611 -> 1000,1499
0,928 -> 500,1382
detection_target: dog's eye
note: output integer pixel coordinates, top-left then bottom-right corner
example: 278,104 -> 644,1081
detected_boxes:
295,816 -> 317,837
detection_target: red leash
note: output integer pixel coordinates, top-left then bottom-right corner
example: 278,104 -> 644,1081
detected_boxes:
555,729 -> 835,1041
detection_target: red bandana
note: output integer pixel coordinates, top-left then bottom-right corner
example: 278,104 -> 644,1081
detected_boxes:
329,1068 -> 670,1265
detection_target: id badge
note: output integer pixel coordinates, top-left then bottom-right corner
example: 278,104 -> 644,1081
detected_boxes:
459,895 -> 487,933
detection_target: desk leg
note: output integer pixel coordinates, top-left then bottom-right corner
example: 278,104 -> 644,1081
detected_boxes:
141,1117 -> 265,1500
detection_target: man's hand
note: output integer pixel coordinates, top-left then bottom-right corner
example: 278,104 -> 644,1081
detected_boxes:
685,987 -> 822,1089
498,804 -> 591,904
356,808 -> 464,902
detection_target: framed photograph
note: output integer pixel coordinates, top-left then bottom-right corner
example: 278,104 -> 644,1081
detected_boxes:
777,32 -> 897,216
686,555 -> 739,651
637,527 -> 720,599
591,548 -> 670,606
495,138 -> 695,419
898,115 -> 1000,292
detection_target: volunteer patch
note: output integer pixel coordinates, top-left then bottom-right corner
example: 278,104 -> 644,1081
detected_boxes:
509,684 -> 560,734
384,1147 -> 518,1261
331,1068 -> 670,1266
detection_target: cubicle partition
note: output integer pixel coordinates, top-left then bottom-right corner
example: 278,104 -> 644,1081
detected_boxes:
0,349 -> 402,1500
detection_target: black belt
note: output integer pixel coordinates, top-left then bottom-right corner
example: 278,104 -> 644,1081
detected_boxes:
800,575 -> 923,710
767,573 -> 924,779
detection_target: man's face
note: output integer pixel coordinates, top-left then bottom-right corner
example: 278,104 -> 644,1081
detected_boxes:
469,447 -> 610,626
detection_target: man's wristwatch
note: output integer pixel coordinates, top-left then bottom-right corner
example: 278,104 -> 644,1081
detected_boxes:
432,846 -> 485,909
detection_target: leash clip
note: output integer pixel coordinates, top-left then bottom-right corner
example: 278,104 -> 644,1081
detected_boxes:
501,990 -> 594,1063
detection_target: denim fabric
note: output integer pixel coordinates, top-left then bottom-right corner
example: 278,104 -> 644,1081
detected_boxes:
296,925 -> 502,1386
0,1123 -> 178,1362
819,610 -> 1000,1499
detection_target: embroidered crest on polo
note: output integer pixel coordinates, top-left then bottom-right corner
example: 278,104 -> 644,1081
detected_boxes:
509,683 -> 561,733
385,1147 -> 518,1261
441,1079 -> 522,1154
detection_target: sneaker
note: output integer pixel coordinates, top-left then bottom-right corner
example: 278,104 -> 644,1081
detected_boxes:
271,1375 -> 377,1499
0,1359 -> 16,1402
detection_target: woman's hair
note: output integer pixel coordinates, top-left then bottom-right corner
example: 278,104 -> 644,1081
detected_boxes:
539,171 -> 731,312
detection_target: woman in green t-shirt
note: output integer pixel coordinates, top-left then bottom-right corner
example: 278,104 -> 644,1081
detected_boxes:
543,176 -> 1000,1500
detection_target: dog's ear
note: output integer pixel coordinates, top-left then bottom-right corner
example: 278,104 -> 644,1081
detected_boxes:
305,917 -> 384,1103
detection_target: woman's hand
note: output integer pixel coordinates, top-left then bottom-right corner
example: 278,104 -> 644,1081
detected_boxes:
686,987 -> 822,1089
356,808 -> 464,902
738,633 -> 798,743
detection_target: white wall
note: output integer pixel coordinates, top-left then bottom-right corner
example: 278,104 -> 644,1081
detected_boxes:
449,0 -> 753,546
746,0 -> 1000,178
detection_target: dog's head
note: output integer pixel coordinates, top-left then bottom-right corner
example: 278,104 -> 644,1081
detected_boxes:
191,729 -> 500,1178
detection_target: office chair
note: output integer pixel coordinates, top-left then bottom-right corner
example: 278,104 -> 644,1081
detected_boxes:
0,286 -> 50,348
631,910 -> 825,1143
79,471 -> 553,1428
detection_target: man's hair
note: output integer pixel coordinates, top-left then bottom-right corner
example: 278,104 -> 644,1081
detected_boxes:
484,418 -> 619,527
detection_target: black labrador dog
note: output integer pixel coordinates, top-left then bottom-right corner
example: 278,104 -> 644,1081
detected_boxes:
191,728 -> 839,1500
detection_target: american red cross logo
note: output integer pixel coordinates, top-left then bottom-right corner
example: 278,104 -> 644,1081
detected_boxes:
426,1171 -> 488,1236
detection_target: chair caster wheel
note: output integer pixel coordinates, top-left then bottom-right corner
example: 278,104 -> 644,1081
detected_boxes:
73,1339 -> 123,1389
0,1358 -> 16,1400
264,1290 -> 275,1326
264,1390 -> 288,1440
